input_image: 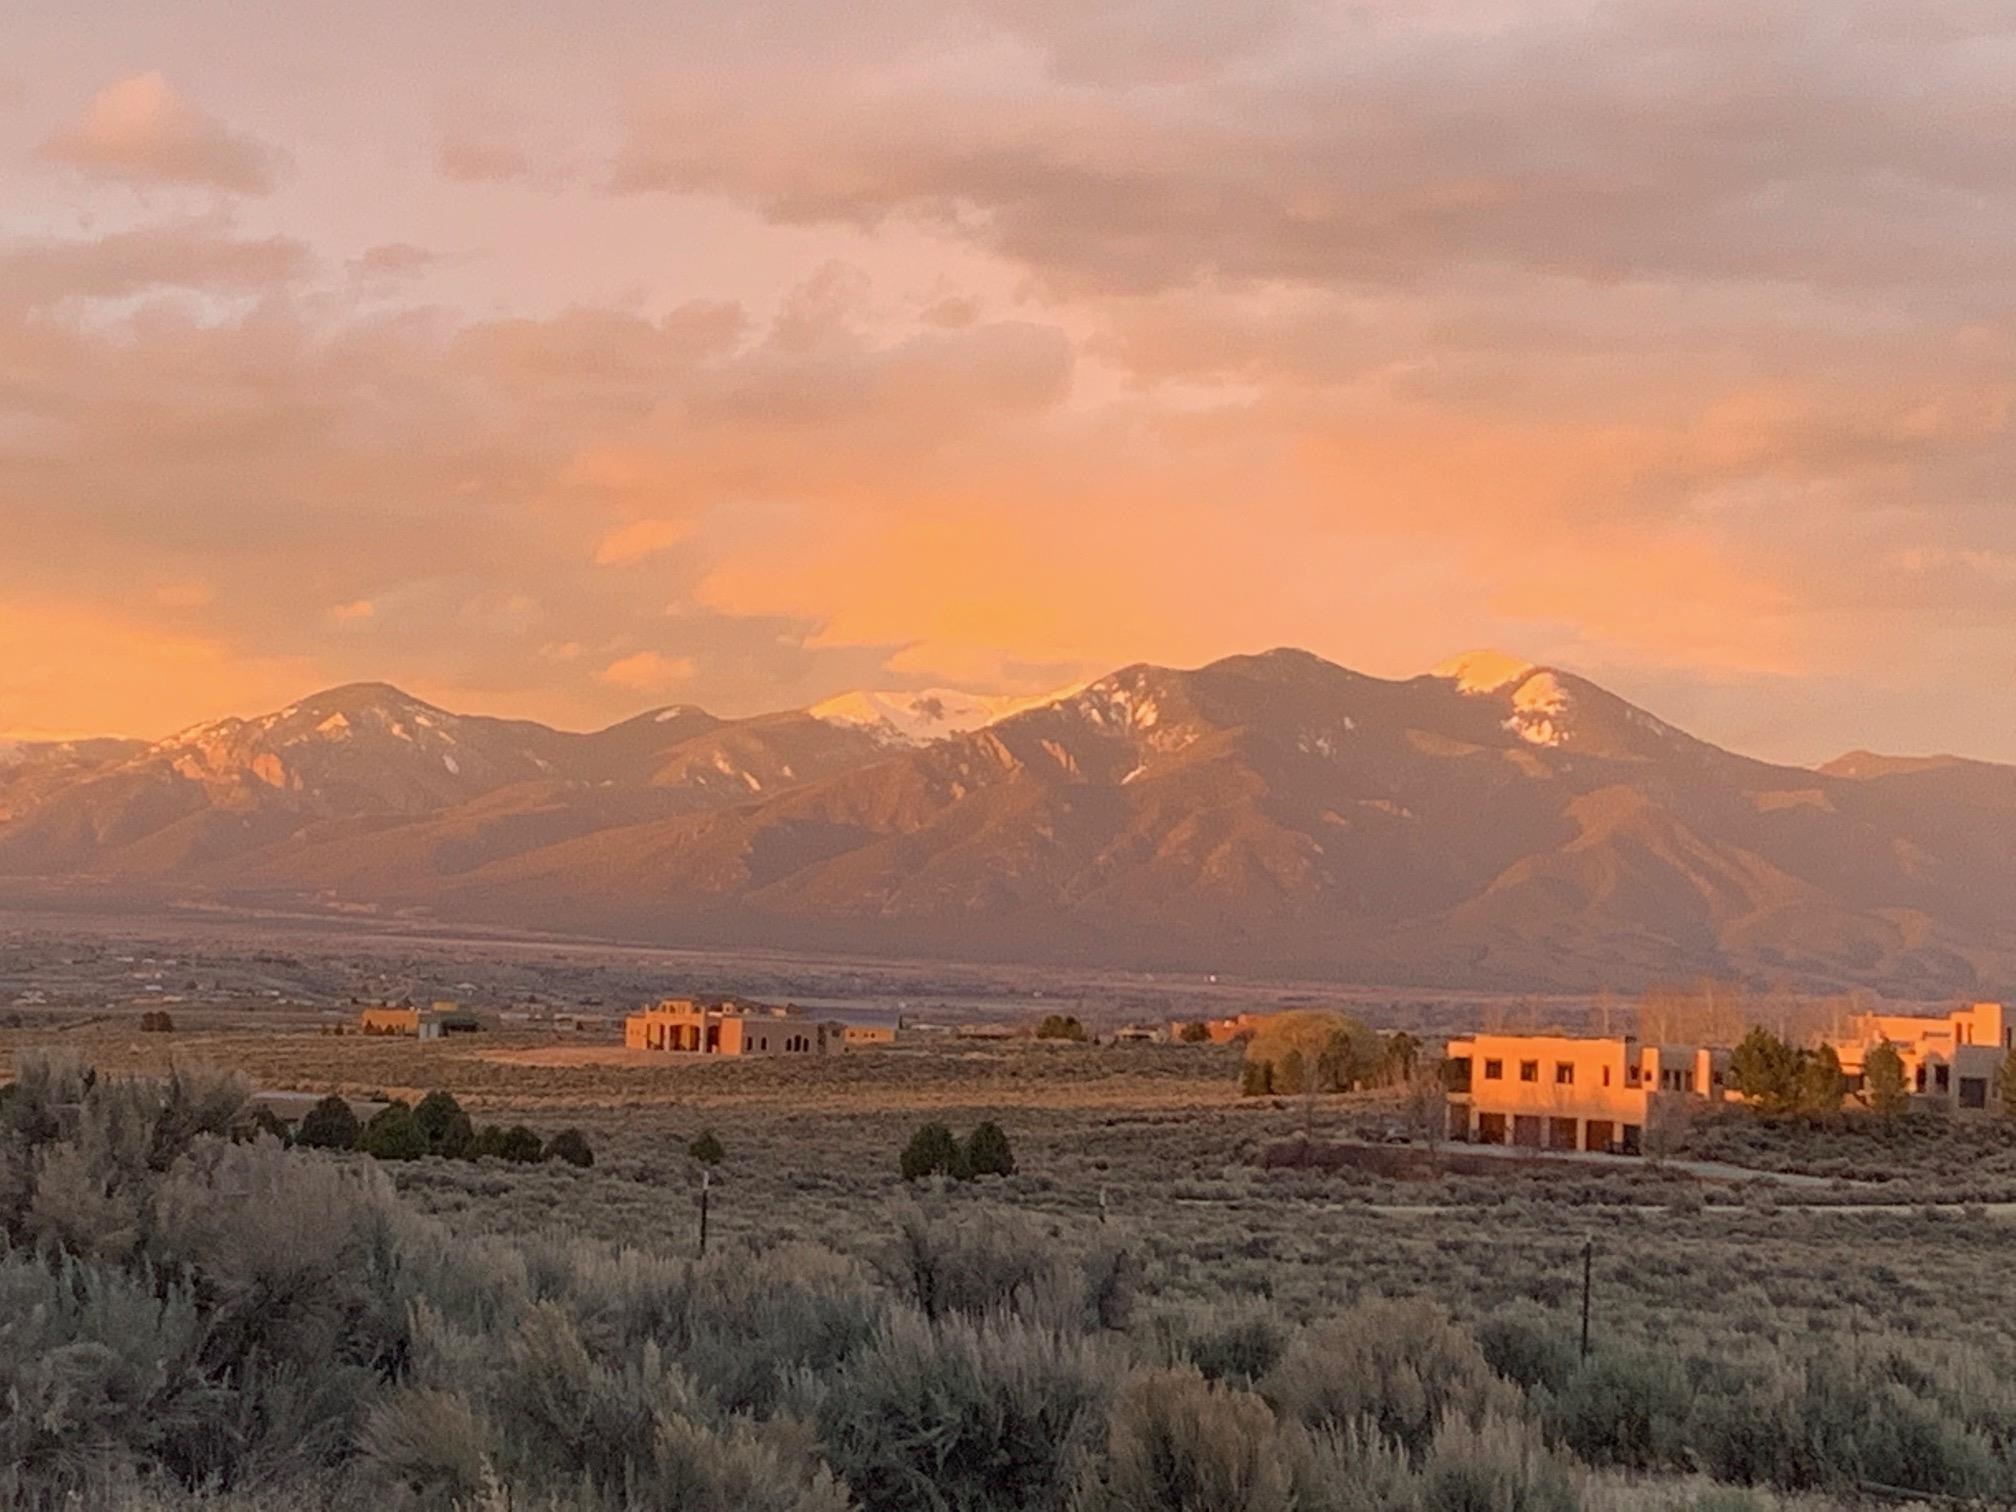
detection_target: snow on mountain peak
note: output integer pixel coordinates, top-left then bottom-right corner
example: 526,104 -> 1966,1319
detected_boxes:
811,687 -> 1067,745
1504,671 -> 1571,747
1432,649 -> 1537,694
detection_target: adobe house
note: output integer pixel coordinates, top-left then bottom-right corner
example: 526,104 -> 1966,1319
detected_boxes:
358,1001 -> 481,1039
1828,1001 -> 2011,1113
624,998 -> 844,1055
1444,1033 -> 1733,1155
359,1005 -> 421,1035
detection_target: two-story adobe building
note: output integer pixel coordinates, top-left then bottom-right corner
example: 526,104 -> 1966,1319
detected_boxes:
1828,1001 -> 2012,1113
1443,1033 -> 1732,1154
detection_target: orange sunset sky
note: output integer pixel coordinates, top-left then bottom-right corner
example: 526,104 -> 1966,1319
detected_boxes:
2,2 -> 2013,763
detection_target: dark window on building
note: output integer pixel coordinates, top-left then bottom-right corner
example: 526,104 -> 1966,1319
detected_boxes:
1602,1066 -> 1611,1087
1555,1062 -> 1575,1085
1936,1065 -> 1951,1093
1483,1059 -> 1503,1081
1960,1077 -> 1987,1110
1519,1060 -> 1539,1082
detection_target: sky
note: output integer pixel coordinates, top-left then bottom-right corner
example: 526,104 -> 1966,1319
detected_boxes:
2,1 -> 2013,765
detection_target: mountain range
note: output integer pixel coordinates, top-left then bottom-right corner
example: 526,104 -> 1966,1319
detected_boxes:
3,649 -> 2011,997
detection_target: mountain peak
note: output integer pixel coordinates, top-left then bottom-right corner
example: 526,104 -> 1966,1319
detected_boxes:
811,684 -> 1078,745
295,681 -> 437,714
1431,649 -> 1538,694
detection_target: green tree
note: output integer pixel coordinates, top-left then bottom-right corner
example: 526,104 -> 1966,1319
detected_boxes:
360,1103 -> 426,1161
295,1093 -> 361,1151
1178,1021 -> 1212,1044
901,1121 -> 967,1181
1865,1042 -> 1910,1117
469,1123 -> 506,1158
1034,1014 -> 1088,1042
240,1104 -> 292,1146
1380,1031 -> 1421,1086
1318,1027 -> 1382,1091
543,1128 -> 594,1167
1275,1048 -> 1308,1096
1239,1060 -> 1273,1097
2000,1047 -> 2016,1120
497,1124 -> 544,1163
965,1121 -> 1015,1177
412,1090 -> 473,1158
1797,1043 -> 1846,1115
687,1129 -> 725,1166
1244,1011 -> 1380,1095
1729,1027 -> 1803,1114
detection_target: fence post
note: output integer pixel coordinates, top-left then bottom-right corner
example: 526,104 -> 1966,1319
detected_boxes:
1579,1235 -> 1594,1359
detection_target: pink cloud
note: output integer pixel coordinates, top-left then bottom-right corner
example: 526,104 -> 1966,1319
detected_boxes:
42,72 -> 285,195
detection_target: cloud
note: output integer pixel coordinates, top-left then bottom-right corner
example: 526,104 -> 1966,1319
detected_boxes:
594,518 -> 697,566
599,650 -> 697,691
0,218 -> 314,305
612,1 -> 2016,300
6,4 -> 2016,761
348,243 -> 438,282
43,72 -> 285,195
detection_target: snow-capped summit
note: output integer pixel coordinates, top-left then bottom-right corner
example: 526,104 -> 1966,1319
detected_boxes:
810,686 -> 1075,745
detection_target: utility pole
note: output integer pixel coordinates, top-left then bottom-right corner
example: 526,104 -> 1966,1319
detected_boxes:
1579,1235 -> 1594,1360
698,1167 -> 711,1258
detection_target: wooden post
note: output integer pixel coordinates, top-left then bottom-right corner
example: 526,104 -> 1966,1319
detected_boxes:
699,1167 -> 711,1257
1579,1235 -> 1594,1360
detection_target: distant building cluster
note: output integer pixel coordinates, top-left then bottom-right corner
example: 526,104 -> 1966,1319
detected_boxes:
1446,1001 -> 2014,1154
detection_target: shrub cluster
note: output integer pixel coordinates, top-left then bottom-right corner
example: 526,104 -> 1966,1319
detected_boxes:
291,1089 -> 591,1167
139,1010 -> 176,1033
8,1052 -> 2016,1512
899,1119 -> 1015,1181
1034,1014 -> 1088,1042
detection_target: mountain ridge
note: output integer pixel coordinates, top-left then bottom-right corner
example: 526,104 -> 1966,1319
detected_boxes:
2,650 -> 2010,997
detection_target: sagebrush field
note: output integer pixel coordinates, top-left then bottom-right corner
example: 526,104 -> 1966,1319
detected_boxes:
8,991 -> 2016,1510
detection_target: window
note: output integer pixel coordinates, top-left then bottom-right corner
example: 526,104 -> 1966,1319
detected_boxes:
1483,1059 -> 1503,1081
1519,1060 -> 1539,1083
1602,1066 -> 1611,1087
1555,1062 -> 1574,1085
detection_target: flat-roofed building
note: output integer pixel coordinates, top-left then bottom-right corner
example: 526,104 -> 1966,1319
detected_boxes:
843,1022 -> 899,1049
359,1005 -> 420,1035
360,1002 -> 481,1038
1829,1002 -> 2010,1113
1444,1033 -> 1731,1155
624,998 -> 843,1056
